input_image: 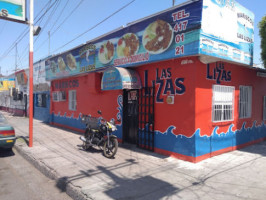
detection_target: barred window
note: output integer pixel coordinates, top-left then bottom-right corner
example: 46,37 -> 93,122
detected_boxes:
69,90 -> 76,111
263,96 -> 266,120
239,86 -> 252,118
212,85 -> 235,122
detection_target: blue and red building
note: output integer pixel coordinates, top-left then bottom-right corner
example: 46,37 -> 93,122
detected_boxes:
44,0 -> 266,162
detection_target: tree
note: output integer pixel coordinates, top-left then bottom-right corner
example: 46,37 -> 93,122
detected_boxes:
259,16 -> 266,68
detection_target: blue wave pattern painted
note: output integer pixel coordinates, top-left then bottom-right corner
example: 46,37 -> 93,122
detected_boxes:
154,121 -> 266,158
51,95 -> 123,139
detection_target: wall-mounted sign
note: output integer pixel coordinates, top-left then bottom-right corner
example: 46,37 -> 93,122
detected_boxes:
0,0 -> 26,23
0,78 -> 15,91
15,69 -> 28,85
101,67 -> 141,90
200,0 -> 254,65
45,0 -> 254,81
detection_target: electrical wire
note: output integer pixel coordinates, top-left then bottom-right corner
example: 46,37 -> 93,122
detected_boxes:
49,0 -> 70,32
49,0 -> 136,54
34,0 -> 85,54
0,0 -> 59,62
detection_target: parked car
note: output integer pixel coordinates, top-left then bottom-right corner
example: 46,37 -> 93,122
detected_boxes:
0,113 -> 16,150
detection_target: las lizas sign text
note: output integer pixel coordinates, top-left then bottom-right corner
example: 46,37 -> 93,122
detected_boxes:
206,62 -> 231,84
144,68 -> 186,103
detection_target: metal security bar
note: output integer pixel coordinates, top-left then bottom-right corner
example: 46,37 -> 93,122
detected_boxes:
137,86 -> 155,151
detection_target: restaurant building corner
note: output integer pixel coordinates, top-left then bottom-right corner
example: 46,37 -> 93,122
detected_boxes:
43,0 -> 266,163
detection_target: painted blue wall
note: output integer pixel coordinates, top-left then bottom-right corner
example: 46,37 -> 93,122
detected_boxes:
33,91 -> 50,123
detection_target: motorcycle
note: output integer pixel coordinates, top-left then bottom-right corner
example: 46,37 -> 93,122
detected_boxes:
80,110 -> 119,158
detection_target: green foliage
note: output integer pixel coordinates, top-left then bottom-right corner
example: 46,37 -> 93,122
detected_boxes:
259,16 -> 266,68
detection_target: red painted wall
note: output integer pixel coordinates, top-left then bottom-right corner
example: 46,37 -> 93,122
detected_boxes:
136,57 -> 198,137
195,61 -> 266,136
50,73 -> 122,130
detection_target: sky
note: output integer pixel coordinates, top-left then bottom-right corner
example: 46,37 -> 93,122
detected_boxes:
0,0 -> 265,75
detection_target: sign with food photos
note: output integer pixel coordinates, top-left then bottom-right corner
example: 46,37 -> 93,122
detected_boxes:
45,0 -> 202,80
45,0 -> 254,80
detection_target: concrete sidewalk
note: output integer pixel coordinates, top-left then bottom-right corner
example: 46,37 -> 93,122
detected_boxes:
3,111 -> 266,200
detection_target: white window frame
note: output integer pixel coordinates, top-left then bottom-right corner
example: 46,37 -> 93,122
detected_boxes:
58,91 -> 66,101
69,90 -> 76,111
239,85 -> 252,119
263,96 -> 266,121
52,91 -> 59,102
212,85 -> 235,122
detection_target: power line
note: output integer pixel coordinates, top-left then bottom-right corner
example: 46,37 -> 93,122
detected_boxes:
52,0 -> 136,54
49,0 -> 70,32
34,0 -> 61,43
0,0 -> 59,63
35,0 -> 85,54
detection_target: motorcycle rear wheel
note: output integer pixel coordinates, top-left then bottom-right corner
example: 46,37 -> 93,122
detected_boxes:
103,137 -> 118,158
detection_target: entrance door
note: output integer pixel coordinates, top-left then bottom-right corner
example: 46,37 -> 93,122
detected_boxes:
137,87 -> 155,151
123,89 -> 138,144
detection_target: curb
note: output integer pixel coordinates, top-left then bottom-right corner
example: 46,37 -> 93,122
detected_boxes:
14,144 -> 93,200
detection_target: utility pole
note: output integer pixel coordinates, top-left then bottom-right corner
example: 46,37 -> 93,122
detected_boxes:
48,31 -> 50,56
29,0 -> 34,147
173,0 -> 175,6
15,43 -> 17,72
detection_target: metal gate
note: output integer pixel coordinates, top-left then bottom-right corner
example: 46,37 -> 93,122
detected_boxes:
137,86 -> 155,151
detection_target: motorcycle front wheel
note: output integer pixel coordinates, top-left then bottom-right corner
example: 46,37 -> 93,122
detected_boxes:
103,137 -> 118,158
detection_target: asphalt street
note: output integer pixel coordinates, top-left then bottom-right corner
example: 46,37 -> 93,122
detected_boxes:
0,148 -> 71,200
2,112 -> 266,200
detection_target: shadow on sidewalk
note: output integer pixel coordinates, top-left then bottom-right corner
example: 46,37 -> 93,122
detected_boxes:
237,140 -> 266,157
55,158 -> 179,199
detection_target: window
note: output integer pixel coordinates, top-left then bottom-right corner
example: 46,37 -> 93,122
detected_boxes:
58,91 -> 66,101
212,85 -> 235,122
52,91 -> 66,102
52,92 -> 59,102
69,90 -> 76,111
239,86 -> 252,118
263,96 -> 266,120
37,94 -> 47,107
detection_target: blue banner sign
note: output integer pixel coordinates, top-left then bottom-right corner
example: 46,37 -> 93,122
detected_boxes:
200,0 -> 254,65
0,0 -> 26,22
45,0 -> 254,80
101,67 -> 141,90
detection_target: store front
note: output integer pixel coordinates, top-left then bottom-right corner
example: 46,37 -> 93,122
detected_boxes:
45,0 -> 266,162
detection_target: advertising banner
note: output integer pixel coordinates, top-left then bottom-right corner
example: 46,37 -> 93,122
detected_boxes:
45,0 -> 203,80
0,0 -> 26,23
45,0 -> 254,80
33,60 -> 50,92
15,69 -> 27,85
0,78 -> 15,91
101,67 -> 141,90
200,0 -> 254,65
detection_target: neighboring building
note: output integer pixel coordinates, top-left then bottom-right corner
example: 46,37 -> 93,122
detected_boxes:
40,0 -> 266,162
33,59 -> 51,123
0,75 -> 16,113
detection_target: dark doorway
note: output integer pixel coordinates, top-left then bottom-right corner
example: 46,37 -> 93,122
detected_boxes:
123,89 -> 138,144
137,87 -> 155,151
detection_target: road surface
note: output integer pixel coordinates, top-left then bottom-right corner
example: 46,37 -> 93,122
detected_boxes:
0,148 -> 72,200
